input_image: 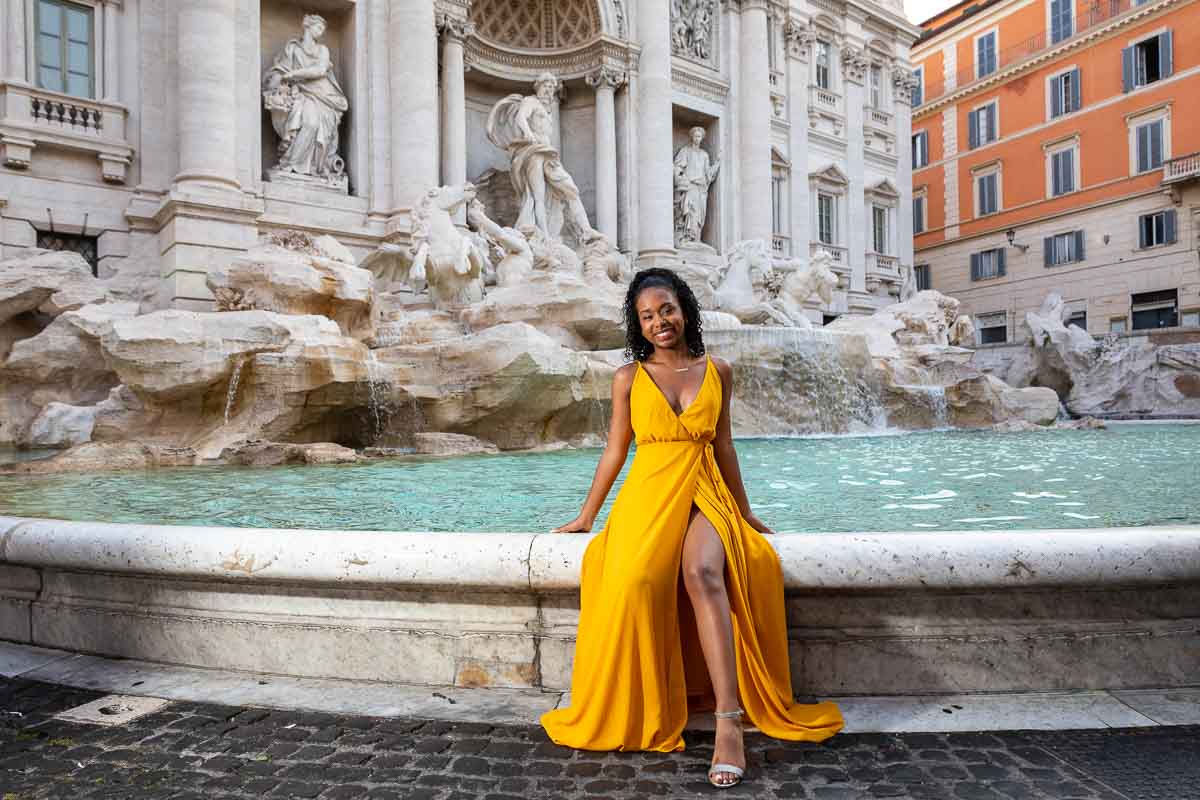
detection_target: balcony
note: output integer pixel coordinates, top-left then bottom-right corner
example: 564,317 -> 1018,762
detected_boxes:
772,234 -> 790,257
809,85 -> 843,115
917,0 -> 1139,107
0,81 -> 133,183
1162,153 -> 1200,185
866,252 -> 902,294
865,107 -> 893,130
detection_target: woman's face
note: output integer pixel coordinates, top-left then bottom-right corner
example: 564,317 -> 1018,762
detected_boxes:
636,285 -> 687,352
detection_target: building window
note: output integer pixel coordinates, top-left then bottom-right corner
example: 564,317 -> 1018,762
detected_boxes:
1048,144 -> 1077,196
1044,230 -> 1085,266
816,41 -> 832,90
823,314 -> 840,326
1066,309 -> 1087,330
975,169 -> 1000,217
1049,0 -> 1074,44
36,0 -> 95,98
912,131 -> 929,168
976,311 -> 1008,344
1049,68 -> 1081,118
1122,32 -> 1173,92
1131,289 -> 1178,330
766,15 -> 778,72
870,65 -> 884,108
970,247 -> 1006,281
1135,119 -> 1165,173
915,264 -> 931,291
968,101 -> 997,148
913,195 -> 926,235
1110,317 -> 1127,333
1181,310 -> 1200,328
872,205 -> 889,254
913,66 -> 924,106
1138,209 -> 1177,249
36,231 -> 99,276
817,193 -> 836,244
976,30 -> 998,78
770,155 -> 789,243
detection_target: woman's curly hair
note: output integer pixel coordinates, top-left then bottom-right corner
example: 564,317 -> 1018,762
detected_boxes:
623,268 -> 705,362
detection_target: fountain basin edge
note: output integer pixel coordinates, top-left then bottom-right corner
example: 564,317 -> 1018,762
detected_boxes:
1,516 -> 1196,696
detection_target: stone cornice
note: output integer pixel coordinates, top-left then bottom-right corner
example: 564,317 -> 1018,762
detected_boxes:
914,0 -> 1186,116
671,60 -> 730,104
464,34 -> 639,82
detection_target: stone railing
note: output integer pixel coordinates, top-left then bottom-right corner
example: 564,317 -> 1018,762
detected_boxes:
866,252 -> 902,294
865,107 -> 893,129
0,81 -> 133,182
810,242 -> 850,287
772,234 -> 790,256
809,85 -> 843,115
1162,152 -> 1200,185
769,69 -> 784,89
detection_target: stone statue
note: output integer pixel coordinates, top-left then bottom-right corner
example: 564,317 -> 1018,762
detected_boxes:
714,239 -> 793,326
671,0 -> 716,61
771,251 -> 839,328
899,263 -> 918,302
581,230 -> 630,285
486,74 -> 593,242
409,184 -> 487,308
673,126 -> 720,247
467,200 -> 535,288
262,14 -> 349,191
948,314 -> 976,347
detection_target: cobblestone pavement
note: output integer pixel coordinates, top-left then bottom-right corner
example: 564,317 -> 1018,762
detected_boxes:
1,678 -> 1197,800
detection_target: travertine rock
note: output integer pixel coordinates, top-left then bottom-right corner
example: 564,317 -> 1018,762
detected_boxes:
413,432 -> 500,456
0,442 -> 198,475
27,402 -> 98,448
0,249 -> 108,325
208,244 -> 375,339
460,271 -> 625,351
218,441 -> 359,466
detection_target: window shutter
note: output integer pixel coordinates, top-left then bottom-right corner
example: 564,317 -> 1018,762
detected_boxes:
1064,149 -> 1074,192
1159,31 -> 1173,79
1165,210 -> 1177,244
968,110 -> 979,148
1137,125 -> 1149,172
970,252 -> 980,281
987,104 -> 997,142
921,134 -> 928,165
1075,230 -> 1085,261
1121,47 -> 1134,92
997,248 -> 1006,276
1070,69 -> 1081,111
1050,77 -> 1063,117
1138,216 -> 1149,249
1151,121 -> 1163,169
1043,237 -> 1053,267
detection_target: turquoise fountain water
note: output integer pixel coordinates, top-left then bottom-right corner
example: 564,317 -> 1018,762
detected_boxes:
1,424 -> 1196,532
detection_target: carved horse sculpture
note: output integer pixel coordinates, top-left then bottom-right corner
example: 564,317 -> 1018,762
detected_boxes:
771,249 -> 840,328
713,239 -> 794,326
408,184 -> 487,309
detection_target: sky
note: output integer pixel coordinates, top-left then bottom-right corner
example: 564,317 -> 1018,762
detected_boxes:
905,0 -> 959,26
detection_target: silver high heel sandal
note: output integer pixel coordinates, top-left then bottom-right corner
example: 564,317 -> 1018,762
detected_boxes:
708,708 -> 746,789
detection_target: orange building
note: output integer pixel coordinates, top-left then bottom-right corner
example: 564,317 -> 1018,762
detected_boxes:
910,0 -> 1200,342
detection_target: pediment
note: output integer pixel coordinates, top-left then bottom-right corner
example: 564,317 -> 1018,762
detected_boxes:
867,178 -> 900,199
809,164 -> 849,185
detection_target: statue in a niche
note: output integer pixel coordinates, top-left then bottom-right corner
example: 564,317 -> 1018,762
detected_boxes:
486,73 -> 593,242
673,126 -> 720,247
263,13 -> 349,192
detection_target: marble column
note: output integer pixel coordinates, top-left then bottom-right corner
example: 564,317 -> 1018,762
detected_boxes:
438,15 -> 471,191
785,19 -> 816,268
175,0 -> 240,191
102,1 -> 119,102
738,1 -> 773,243
6,0 -> 26,82
841,45 -> 869,300
390,0 -> 439,229
636,0 -> 674,261
587,66 -> 625,242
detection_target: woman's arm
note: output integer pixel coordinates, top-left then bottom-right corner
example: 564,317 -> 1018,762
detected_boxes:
710,358 -> 776,535
282,47 -> 332,81
553,363 -> 637,532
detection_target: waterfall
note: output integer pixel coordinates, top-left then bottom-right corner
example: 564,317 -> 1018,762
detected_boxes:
705,326 -> 886,436
365,351 -> 386,442
223,358 -> 245,425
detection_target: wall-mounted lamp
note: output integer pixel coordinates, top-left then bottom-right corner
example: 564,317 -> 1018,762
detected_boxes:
1006,228 -> 1029,253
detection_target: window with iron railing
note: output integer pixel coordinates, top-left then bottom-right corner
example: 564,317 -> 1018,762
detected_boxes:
36,0 -> 95,98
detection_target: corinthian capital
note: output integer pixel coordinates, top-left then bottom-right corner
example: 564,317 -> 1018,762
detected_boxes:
586,65 -> 628,92
840,45 -> 869,84
436,13 -> 474,42
784,18 -> 816,61
891,69 -> 920,104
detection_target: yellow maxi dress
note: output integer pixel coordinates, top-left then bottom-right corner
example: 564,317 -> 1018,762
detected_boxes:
541,356 -> 844,751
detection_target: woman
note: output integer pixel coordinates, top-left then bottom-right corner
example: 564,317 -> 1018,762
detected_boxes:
542,269 -> 843,787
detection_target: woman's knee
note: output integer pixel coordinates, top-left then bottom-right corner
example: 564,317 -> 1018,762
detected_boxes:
683,557 -> 725,596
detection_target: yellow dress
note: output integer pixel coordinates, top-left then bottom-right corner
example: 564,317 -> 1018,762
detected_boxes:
541,356 -> 844,751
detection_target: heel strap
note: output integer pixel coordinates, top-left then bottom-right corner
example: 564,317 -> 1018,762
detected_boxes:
714,709 -> 744,720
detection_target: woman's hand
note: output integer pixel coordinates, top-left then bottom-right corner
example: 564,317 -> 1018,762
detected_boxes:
744,512 -> 776,535
553,515 -> 594,533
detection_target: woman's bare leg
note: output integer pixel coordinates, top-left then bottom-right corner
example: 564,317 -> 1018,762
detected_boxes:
682,505 -> 744,785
